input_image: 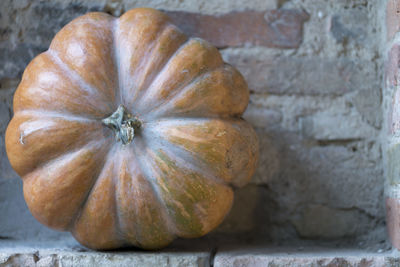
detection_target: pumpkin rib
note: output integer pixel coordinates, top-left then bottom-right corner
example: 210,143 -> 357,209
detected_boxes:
142,63 -> 222,120
149,63 -> 249,119
116,8 -> 178,108
133,147 -> 182,237
113,145 -> 175,249
47,50 -> 115,115
143,118 -> 259,187
131,139 -> 179,237
71,144 -> 126,249
48,12 -> 117,109
128,23 -> 187,109
111,17 -> 121,107
134,38 -> 223,113
6,111 -> 106,177
68,140 -> 114,231
141,124 -> 230,186
129,36 -> 191,111
122,23 -> 187,110
113,18 -> 123,106
144,117 -> 219,125
23,140 -> 111,231
15,110 -> 98,123
157,139 -> 230,187
142,68 -> 221,120
113,147 -> 140,247
133,130 -> 231,237
69,144 -> 117,230
118,21 -> 169,107
13,52 -> 112,118
141,146 -> 234,238
143,64 -> 243,120
109,145 -> 127,247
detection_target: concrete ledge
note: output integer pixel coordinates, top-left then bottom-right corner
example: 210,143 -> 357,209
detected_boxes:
1,239 -> 399,267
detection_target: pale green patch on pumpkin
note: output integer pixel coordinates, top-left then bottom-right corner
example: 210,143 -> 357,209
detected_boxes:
165,122 -> 237,183
154,150 -> 219,236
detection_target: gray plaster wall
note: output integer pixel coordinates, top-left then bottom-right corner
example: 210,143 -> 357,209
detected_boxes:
0,0 -> 388,248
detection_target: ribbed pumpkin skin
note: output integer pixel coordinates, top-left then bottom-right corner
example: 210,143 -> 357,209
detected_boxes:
5,8 -> 259,250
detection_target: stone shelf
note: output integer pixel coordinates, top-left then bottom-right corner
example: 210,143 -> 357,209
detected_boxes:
0,238 -> 399,267
213,245 -> 399,266
0,237 -> 210,266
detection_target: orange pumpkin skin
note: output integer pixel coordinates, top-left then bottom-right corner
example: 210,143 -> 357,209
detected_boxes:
5,8 -> 259,250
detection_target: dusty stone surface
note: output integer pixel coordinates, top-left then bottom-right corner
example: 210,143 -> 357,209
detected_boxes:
0,239 -> 397,267
0,251 -> 210,267
0,239 -> 211,267
0,0 -> 388,249
214,246 -> 399,267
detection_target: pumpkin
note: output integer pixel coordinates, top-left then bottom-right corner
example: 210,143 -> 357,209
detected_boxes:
5,8 -> 259,250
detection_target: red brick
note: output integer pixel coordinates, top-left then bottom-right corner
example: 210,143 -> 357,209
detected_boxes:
386,197 -> 400,250
387,0 -> 400,40
166,10 -> 309,49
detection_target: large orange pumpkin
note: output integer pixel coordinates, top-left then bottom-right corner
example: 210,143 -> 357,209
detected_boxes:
5,8 -> 258,250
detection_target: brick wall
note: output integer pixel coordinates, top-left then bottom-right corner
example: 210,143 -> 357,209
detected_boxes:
0,0 -> 388,248
386,0 -> 400,251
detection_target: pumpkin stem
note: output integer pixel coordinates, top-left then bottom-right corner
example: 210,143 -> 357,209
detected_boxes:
102,105 -> 141,145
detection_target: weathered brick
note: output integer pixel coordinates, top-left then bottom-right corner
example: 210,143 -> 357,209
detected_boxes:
243,106 -> 282,129
389,88 -> 400,134
300,111 -> 376,140
352,88 -> 382,129
387,0 -> 400,41
330,12 -> 367,44
223,55 -> 377,96
166,10 -> 309,48
386,197 -> 400,250
387,144 -> 400,186
293,204 -> 372,239
386,44 -> 400,88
